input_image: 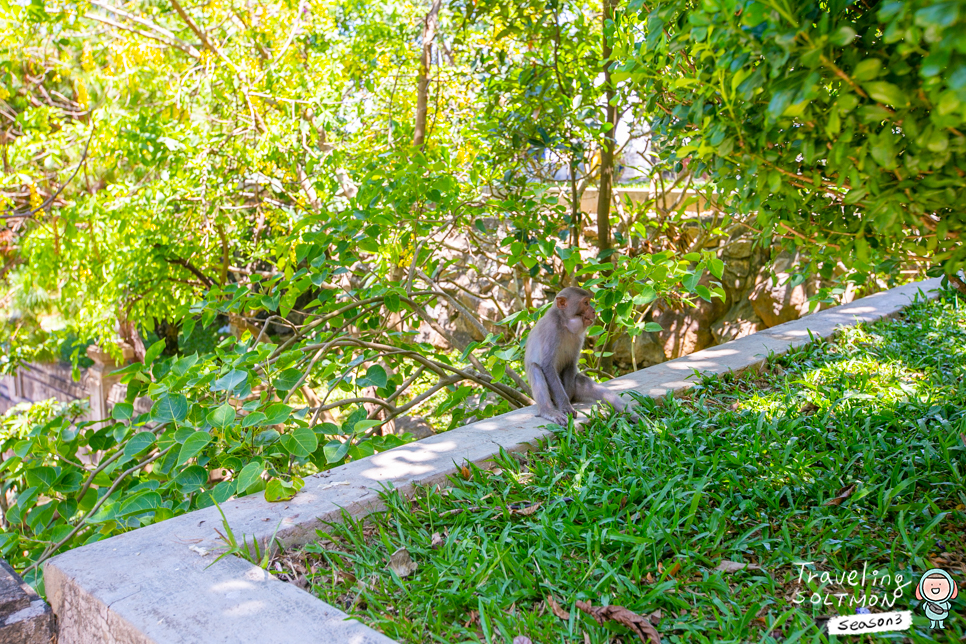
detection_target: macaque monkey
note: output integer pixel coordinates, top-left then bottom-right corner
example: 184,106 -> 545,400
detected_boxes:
525,287 -> 629,425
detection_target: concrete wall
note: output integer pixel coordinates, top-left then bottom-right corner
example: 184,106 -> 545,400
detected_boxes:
0,360 -> 151,420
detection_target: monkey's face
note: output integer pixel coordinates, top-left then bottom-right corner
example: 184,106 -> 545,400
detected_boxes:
578,297 -> 595,328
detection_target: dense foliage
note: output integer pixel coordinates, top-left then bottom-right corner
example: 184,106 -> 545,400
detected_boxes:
621,0 -> 966,289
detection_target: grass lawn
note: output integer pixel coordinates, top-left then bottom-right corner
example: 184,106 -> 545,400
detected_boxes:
297,291 -> 966,644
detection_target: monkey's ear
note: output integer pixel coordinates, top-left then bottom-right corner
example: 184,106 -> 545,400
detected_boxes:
555,296 -> 568,309
915,587 -> 923,600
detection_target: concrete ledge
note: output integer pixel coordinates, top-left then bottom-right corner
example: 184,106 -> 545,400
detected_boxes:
44,278 -> 943,643
1,559 -> 55,643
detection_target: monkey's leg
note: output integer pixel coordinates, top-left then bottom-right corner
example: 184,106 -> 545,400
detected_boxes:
527,365 -> 570,425
540,363 -> 577,417
573,373 -> 627,412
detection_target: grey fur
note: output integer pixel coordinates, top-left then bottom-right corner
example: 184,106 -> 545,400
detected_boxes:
524,287 -> 627,425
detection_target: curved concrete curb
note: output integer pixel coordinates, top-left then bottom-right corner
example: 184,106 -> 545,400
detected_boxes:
44,278 -> 944,643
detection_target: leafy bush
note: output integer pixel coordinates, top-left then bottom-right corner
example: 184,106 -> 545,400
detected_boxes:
621,0 -> 966,286
0,337 -> 418,591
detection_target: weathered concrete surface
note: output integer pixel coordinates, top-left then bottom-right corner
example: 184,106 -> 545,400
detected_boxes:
0,560 -> 55,643
44,277 -> 943,644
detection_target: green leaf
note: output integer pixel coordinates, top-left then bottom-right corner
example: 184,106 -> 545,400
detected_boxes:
174,465 -> 207,493
324,439 -> 351,464
384,292 -> 400,312
632,286 -> 658,306
177,431 -> 212,467
241,411 -> 267,427
644,322 -> 663,333
683,268 -> 704,292
144,339 -> 166,366
207,404 -> 236,429
280,426 -> 319,458
830,25 -> 857,46
709,258 -> 724,280
151,394 -> 188,424
273,368 -> 303,392
111,403 -> 134,421
211,369 -> 247,393
236,462 -> 264,494
25,467 -> 57,491
263,403 -> 292,425
357,365 -> 388,389
264,476 -> 304,502
254,429 -> 280,446
123,432 -> 156,460
118,491 -> 162,516
852,58 -> 882,81
863,82 -> 908,107
353,420 -> 383,433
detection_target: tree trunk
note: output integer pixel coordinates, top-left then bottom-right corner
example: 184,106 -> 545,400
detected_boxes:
570,157 -> 581,249
596,0 -> 619,264
598,0 -> 620,375
413,0 -> 443,148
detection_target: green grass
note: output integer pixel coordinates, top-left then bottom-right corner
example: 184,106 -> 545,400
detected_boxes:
299,292 -> 966,644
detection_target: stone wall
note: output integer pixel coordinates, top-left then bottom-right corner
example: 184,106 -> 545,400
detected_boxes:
0,346 -> 151,421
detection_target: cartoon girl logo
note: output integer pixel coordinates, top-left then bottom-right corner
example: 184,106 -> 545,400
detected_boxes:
915,568 -> 959,629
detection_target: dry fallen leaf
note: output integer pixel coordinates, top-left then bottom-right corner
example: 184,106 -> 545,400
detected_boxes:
512,637 -> 533,644
643,572 -> 656,584
464,610 -> 480,628
510,501 -> 543,516
575,601 -> 661,644
188,545 -> 209,557
547,594 -> 571,620
799,401 -> 819,414
460,465 -> 472,479
666,561 -> 681,576
715,560 -> 763,574
387,547 -> 418,577
823,484 -> 857,506
430,532 -> 445,549
319,480 -> 350,490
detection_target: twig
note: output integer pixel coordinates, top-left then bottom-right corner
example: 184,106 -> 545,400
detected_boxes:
2,127 -> 95,220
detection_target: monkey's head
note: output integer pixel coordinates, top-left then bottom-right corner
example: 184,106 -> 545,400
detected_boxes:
555,287 -> 595,331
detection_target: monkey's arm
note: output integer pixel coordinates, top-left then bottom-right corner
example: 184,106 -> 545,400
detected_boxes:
528,363 -> 575,425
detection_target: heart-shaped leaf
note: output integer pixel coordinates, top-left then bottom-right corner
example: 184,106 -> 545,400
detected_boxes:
177,431 -> 212,467
174,465 -> 207,493
264,476 -> 304,502
123,432 -> 156,460
280,426 -> 318,458
236,462 -> 264,494
324,439 -> 351,464
151,394 -> 188,424
111,403 -> 134,421
211,369 -> 248,393
273,368 -> 303,392
263,403 -> 292,425
356,365 -> 388,389
207,404 -> 236,430
241,411 -> 267,428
